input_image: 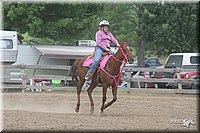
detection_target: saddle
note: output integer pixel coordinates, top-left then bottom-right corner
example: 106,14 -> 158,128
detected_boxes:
83,52 -> 111,69
86,51 -> 109,60
102,52 -> 109,57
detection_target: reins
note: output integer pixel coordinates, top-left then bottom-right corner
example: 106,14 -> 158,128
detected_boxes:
100,45 -> 131,88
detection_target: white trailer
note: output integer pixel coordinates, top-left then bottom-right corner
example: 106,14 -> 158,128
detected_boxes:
0,31 -> 18,64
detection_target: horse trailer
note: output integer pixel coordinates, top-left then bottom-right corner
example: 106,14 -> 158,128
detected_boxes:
0,30 -> 18,65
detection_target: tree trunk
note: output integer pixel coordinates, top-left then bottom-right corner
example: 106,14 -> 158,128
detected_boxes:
137,38 -> 145,67
137,5 -> 145,67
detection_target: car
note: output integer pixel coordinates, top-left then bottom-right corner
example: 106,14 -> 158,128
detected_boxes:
130,71 -> 154,88
149,66 -> 166,88
124,62 -> 164,88
124,62 -> 138,77
172,71 -> 200,89
124,62 -> 138,67
144,57 -> 162,68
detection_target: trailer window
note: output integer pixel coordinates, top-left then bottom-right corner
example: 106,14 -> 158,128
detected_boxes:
0,39 -> 13,49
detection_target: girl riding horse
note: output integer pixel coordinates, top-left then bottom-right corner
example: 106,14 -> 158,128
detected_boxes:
70,45 -> 133,114
85,20 -> 120,86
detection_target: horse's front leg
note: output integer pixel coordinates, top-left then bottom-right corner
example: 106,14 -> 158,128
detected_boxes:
101,85 -> 107,114
103,86 -> 117,110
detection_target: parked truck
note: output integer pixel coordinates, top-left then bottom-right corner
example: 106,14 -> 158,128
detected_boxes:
164,53 -> 200,89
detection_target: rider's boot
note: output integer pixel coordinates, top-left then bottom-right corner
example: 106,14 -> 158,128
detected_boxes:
85,74 -> 92,87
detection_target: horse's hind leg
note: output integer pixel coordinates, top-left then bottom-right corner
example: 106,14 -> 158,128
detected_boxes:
75,79 -> 85,113
87,81 -> 98,114
103,86 -> 117,110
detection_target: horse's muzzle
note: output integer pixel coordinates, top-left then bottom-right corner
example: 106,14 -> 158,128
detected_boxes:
127,56 -> 134,64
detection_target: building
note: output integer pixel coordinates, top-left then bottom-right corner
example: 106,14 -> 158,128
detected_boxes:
4,44 -> 117,84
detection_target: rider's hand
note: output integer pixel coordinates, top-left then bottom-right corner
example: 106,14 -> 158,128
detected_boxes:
116,43 -> 120,47
105,48 -> 110,52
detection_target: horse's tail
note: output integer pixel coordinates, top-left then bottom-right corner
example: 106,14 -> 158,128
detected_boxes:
70,58 -> 81,85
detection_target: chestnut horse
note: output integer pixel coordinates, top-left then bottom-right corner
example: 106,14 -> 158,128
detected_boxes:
70,43 -> 133,114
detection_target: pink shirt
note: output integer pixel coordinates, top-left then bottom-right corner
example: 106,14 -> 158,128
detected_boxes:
95,30 -> 119,50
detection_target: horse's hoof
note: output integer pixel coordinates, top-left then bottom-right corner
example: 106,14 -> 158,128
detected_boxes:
103,104 -> 108,109
75,107 -> 79,113
100,111 -> 105,116
90,108 -> 94,114
100,109 -> 104,115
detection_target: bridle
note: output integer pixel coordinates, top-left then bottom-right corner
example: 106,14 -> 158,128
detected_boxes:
100,43 -> 132,88
119,44 -> 132,63
112,44 -> 132,63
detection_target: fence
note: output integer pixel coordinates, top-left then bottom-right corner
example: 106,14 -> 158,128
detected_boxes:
2,64 -> 199,94
122,67 -> 199,94
2,64 -> 71,92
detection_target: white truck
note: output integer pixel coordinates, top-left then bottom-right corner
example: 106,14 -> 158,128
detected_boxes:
0,30 -> 18,65
164,53 -> 200,89
75,40 -> 96,47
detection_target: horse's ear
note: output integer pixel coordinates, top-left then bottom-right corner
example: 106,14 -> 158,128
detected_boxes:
119,42 -> 125,47
119,42 -> 123,47
122,42 -> 129,47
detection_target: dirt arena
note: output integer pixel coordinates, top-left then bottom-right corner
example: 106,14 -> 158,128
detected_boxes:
2,89 -> 199,132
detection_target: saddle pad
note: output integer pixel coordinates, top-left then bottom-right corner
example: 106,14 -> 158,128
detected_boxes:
83,55 -> 111,69
83,57 -> 94,67
100,55 -> 111,69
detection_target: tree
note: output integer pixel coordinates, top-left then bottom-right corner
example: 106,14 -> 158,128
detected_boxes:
3,2 -> 197,57
3,3 -> 103,44
141,3 -> 198,56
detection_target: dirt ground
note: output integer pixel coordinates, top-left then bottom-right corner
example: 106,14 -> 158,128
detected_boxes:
2,89 -> 199,132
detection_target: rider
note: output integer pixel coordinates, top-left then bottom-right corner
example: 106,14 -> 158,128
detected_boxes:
85,20 -> 120,85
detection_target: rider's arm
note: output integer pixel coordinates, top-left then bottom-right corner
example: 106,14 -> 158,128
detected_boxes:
96,31 -> 107,50
109,32 -> 119,46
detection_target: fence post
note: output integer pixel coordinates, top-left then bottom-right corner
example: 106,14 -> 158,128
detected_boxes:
138,79 -> 141,89
127,72 -> 131,94
21,65 -> 26,93
176,68 -> 182,91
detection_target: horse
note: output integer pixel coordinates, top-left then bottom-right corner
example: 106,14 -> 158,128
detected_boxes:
70,43 -> 134,114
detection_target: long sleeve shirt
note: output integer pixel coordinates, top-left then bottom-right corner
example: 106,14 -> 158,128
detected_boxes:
95,30 -> 119,50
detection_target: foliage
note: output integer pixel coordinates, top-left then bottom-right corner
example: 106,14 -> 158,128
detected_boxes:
141,4 -> 198,56
3,2 -> 198,57
3,3 -> 103,43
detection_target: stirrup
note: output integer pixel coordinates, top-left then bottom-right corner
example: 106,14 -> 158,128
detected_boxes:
85,74 -> 91,80
85,80 -> 92,87
85,77 -> 92,87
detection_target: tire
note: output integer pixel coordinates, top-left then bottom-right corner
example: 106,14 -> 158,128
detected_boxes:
191,83 -> 197,89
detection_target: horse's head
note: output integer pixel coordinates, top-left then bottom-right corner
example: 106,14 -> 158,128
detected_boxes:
119,43 -> 134,64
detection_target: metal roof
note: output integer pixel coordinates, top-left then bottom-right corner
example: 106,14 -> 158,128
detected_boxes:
33,45 -> 117,59
33,45 -> 95,59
